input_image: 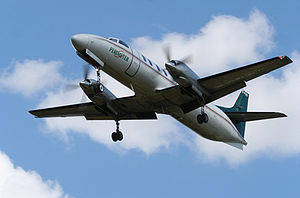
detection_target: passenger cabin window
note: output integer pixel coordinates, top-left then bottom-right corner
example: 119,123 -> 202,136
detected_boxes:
119,40 -> 129,48
163,69 -> 168,76
148,59 -> 153,66
142,55 -> 147,62
155,64 -> 161,71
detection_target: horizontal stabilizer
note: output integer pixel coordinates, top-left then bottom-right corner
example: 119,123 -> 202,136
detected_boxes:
225,142 -> 244,150
224,112 -> 287,122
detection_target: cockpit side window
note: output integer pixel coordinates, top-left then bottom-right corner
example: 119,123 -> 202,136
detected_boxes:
119,40 -> 129,48
109,38 -> 118,43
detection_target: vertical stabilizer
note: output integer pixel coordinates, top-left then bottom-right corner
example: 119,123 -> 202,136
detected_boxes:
217,91 -> 249,138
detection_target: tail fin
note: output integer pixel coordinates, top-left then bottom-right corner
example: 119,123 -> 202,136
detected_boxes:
218,90 -> 286,139
217,90 -> 249,138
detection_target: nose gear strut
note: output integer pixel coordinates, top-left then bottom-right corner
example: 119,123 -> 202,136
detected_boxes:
94,66 -> 104,92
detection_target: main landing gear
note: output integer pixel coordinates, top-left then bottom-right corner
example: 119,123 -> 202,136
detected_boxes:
91,66 -> 123,142
197,106 -> 209,124
111,120 -> 123,142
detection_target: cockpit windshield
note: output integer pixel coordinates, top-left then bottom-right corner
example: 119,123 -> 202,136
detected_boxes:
118,40 -> 129,48
108,37 -> 129,48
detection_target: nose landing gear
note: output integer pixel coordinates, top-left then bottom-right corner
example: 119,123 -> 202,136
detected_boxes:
111,120 -> 123,142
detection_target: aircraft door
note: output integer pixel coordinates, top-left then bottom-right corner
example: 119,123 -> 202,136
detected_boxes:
125,48 -> 140,77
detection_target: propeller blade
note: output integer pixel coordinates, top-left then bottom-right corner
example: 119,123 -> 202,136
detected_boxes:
81,93 -> 89,103
64,84 -> 79,91
83,64 -> 91,80
64,64 -> 91,92
163,45 -> 171,62
180,55 -> 193,64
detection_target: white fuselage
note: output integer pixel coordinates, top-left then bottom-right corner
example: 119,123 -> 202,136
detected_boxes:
72,34 -> 246,145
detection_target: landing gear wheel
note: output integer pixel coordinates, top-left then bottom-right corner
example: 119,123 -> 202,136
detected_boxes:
117,131 -> 123,141
111,131 -> 123,142
99,83 -> 104,92
197,113 -> 209,124
202,113 -> 208,123
197,114 -> 203,124
112,120 -> 123,142
112,132 -> 118,142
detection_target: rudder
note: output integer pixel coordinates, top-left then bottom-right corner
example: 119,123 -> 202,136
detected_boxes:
217,90 -> 249,138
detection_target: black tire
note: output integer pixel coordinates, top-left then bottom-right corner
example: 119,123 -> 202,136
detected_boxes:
203,113 -> 209,123
117,131 -> 123,141
112,132 -> 118,142
99,83 -> 104,92
197,114 -> 203,124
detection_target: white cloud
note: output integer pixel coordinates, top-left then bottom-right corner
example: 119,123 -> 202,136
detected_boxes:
24,9 -> 299,164
131,9 -> 274,76
0,150 -> 69,198
0,59 -> 62,97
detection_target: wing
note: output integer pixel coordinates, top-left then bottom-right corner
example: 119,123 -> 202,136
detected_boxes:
224,112 -> 287,122
198,56 -> 292,103
155,85 -> 201,113
29,98 -> 157,120
156,56 -> 292,113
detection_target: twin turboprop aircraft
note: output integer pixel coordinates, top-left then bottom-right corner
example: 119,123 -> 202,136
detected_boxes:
29,34 -> 293,149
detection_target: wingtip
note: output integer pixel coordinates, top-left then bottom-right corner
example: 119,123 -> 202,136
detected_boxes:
280,113 -> 287,117
273,112 -> 287,118
28,110 -> 39,118
278,55 -> 293,64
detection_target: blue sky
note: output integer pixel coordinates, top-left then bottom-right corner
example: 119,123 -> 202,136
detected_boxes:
0,0 -> 300,197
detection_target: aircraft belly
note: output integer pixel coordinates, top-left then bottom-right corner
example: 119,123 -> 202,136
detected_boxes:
171,104 -> 244,144
102,60 -> 174,97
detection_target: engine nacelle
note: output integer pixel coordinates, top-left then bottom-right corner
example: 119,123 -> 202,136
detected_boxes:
165,60 -> 206,104
80,79 -> 116,106
165,60 -> 199,87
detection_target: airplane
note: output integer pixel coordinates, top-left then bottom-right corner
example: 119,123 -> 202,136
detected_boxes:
29,34 -> 293,149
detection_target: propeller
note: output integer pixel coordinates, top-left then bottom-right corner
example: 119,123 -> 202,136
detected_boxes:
163,45 -> 171,62
163,44 -> 192,65
63,64 -> 92,102
64,64 -> 91,91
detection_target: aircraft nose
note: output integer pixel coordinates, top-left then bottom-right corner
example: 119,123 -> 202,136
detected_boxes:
71,34 -> 90,51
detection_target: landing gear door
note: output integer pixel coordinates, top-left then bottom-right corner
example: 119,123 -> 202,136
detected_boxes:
125,48 -> 140,77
